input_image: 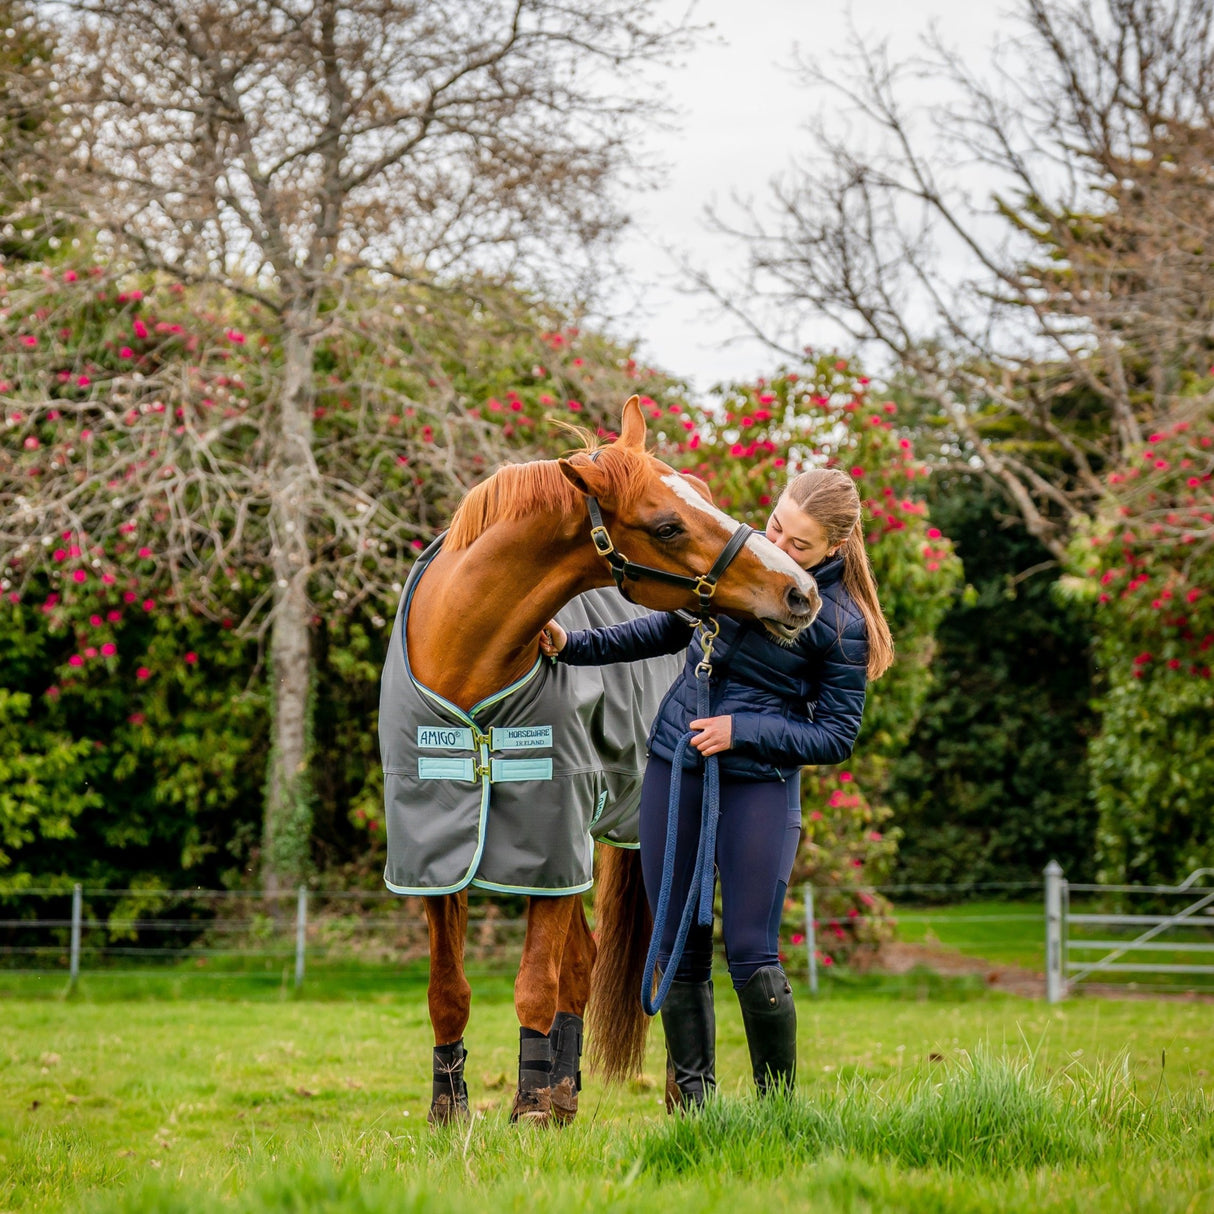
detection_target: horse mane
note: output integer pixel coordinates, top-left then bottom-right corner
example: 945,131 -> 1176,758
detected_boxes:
445,434 -> 653,551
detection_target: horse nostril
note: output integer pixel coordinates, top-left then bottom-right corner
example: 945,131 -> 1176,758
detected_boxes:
787,587 -> 811,615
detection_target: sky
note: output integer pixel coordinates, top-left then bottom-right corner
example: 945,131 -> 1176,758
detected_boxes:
605,0 -> 1013,395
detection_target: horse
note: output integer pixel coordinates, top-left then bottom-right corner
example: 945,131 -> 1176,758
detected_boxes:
379,395 -> 820,1125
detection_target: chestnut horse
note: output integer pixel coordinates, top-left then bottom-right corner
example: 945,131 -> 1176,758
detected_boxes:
384,396 -> 818,1125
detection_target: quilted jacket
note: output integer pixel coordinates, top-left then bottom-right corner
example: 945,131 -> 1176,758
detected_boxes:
558,553 -> 870,782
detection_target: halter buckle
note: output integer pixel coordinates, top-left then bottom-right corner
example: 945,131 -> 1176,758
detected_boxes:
692,574 -> 717,600
590,525 -> 615,556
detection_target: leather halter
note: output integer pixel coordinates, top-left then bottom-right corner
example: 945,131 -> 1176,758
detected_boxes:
585,494 -> 754,618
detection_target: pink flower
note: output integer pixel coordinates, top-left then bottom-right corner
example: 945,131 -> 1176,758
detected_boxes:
851,467 -> 865,479
69,654 -> 84,667
927,527 -> 942,539
136,666 -> 151,680
21,335 -> 37,348
133,320 -> 149,339
567,399 -> 583,412
138,547 -> 152,558
72,569 -> 87,583
63,270 -> 78,283
23,435 -> 40,450
101,643 -> 117,657
820,954 -> 834,967
839,771 -> 853,782
791,932 -> 805,945
119,346 -> 134,359
225,329 -> 246,344
128,712 -> 145,725
184,652 -> 197,664
142,599 -> 155,612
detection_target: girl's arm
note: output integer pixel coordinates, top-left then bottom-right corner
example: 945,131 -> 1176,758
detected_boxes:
553,611 -> 695,666
729,617 -> 869,767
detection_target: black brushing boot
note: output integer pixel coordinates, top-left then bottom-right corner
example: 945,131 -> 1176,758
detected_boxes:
548,1011 -> 583,1124
659,978 -> 716,1112
428,1039 -> 470,1125
736,966 -> 797,1096
510,1026 -> 553,1123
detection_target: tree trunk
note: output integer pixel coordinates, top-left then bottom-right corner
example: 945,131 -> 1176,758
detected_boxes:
262,309 -> 318,894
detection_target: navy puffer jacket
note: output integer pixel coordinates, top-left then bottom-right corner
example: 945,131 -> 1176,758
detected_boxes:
558,554 -> 869,782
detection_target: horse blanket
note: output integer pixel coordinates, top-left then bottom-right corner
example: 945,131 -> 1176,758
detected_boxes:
379,537 -> 682,895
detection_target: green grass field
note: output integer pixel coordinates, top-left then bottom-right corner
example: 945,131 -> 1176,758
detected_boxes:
4,967 -> 1214,1213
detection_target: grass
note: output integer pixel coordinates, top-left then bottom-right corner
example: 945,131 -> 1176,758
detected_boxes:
4,973 -> 1214,1212
889,900 -> 1046,970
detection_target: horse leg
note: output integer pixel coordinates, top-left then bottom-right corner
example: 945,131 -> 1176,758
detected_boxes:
511,894 -> 576,1124
424,891 -> 471,1125
548,898 -> 597,1124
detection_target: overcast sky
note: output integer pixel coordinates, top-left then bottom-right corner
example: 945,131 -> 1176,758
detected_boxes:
605,0 -> 1013,394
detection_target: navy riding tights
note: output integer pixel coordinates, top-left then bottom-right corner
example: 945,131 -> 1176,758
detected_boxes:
637,756 -> 802,991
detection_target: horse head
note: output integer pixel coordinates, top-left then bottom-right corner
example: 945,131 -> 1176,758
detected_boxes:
558,396 -> 821,642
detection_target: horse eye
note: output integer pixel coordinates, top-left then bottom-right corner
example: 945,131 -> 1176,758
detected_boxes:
653,522 -> 684,542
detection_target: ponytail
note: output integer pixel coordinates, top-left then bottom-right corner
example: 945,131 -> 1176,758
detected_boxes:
840,522 -> 894,680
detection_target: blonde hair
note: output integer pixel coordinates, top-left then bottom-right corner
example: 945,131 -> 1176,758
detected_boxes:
784,468 -> 894,679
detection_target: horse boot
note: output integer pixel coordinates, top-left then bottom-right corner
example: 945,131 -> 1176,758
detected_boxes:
510,1026 -> 553,1124
660,978 -> 716,1112
736,966 -> 797,1096
548,1011 -> 583,1125
428,1039 -> 470,1126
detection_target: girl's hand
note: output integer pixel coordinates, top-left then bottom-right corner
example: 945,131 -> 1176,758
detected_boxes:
539,621 -> 567,658
689,716 -> 733,756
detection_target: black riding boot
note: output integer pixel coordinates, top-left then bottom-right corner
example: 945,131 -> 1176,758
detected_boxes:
660,978 -> 716,1112
736,966 -> 797,1096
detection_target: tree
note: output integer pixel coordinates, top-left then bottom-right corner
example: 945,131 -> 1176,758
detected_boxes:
0,0 -> 67,261
709,0 -> 1214,559
884,474 -> 1098,892
15,0 -> 691,888
1060,395 -> 1214,883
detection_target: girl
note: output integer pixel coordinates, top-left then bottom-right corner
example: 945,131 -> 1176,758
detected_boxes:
541,467 -> 893,1105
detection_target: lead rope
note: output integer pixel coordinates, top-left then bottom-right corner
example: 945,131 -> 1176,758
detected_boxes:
641,618 -> 723,1017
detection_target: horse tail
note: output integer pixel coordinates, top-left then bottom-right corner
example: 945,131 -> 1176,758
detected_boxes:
585,843 -> 654,1083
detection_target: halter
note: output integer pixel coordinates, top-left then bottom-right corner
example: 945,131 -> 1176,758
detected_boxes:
585,495 -> 754,618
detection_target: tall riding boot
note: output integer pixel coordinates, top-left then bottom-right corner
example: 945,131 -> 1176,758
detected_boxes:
736,966 -> 797,1096
659,979 -> 716,1112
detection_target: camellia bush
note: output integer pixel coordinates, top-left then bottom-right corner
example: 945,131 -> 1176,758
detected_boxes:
647,356 -> 963,963
0,252 -> 692,893
1062,395 -> 1214,886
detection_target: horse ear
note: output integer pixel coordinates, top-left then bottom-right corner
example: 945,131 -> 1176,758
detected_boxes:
618,395 -> 647,449
558,452 -> 608,498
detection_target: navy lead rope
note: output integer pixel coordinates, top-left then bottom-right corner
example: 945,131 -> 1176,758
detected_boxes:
641,620 -> 722,1017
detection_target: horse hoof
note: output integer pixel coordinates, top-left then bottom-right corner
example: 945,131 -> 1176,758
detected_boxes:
428,1093 -> 470,1126
509,1086 -> 552,1125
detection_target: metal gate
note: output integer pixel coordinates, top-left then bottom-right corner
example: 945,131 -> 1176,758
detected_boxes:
1045,861 -> 1214,1002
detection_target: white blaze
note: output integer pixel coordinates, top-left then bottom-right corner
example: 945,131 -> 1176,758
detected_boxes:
661,473 -> 811,582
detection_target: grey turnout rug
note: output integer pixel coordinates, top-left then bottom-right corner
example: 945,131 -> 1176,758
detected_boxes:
379,537 -> 682,895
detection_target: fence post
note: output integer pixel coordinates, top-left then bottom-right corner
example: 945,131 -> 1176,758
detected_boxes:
294,886 -> 308,989
69,883 -> 82,991
1045,860 -> 1065,1003
804,885 -> 818,995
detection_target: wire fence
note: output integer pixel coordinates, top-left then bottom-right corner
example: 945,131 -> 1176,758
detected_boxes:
0,878 -> 1043,990
3,871 -> 1209,999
